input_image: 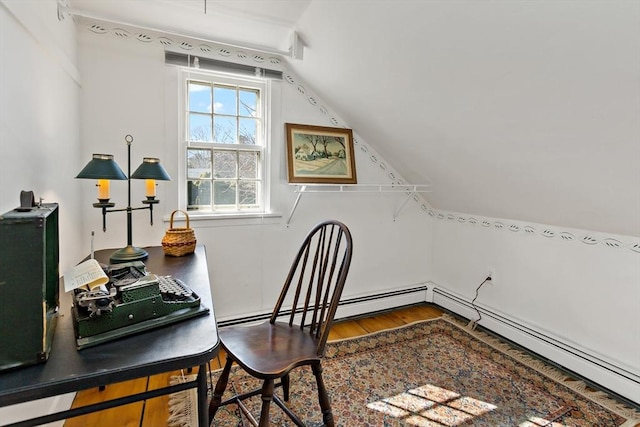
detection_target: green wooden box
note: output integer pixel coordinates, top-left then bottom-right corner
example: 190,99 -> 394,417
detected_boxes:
0,203 -> 59,371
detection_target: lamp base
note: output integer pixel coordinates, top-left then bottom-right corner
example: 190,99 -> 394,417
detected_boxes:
109,245 -> 148,263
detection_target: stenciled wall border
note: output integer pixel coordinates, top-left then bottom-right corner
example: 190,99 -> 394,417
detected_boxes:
75,20 -> 640,255
426,210 -> 640,254
77,18 -> 286,70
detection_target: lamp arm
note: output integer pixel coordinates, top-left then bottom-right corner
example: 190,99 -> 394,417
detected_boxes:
96,205 -> 156,232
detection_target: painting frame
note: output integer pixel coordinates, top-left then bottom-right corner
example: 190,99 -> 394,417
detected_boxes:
285,123 -> 357,184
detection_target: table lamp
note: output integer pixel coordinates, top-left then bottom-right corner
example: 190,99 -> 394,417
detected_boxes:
76,135 -> 171,263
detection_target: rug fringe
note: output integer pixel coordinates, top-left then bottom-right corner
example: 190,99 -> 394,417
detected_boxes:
167,374 -> 199,427
444,313 -> 640,424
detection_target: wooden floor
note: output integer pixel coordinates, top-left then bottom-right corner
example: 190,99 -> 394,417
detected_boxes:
64,303 -> 443,427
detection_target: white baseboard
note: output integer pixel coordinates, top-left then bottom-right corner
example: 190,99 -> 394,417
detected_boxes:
335,285 -> 429,320
216,284 -> 429,326
0,392 -> 75,426
430,284 -> 640,404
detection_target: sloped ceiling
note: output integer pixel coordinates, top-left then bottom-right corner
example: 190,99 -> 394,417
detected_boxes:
68,0 -> 640,237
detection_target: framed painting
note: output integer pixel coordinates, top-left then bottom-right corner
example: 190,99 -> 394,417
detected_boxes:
285,123 -> 357,184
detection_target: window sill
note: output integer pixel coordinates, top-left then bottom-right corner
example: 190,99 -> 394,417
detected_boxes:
162,211 -> 282,227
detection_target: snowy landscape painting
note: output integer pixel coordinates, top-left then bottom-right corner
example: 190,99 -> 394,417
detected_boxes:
285,123 -> 357,184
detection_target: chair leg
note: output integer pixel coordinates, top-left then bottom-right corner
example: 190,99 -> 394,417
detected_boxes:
258,379 -> 275,427
312,364 -> 334,427
208,357 -> 233,423
282,373 -> 290,401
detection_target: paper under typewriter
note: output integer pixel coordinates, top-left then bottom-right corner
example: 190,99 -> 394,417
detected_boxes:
71,261 -> 209,349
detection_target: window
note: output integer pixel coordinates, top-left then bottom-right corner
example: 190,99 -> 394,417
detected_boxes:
184,72 -> 267,213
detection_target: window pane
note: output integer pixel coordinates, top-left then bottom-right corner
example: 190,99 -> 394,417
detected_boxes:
239,118 -> 257,145
239,181 -> 257,206
213,181 -> 236,206
187,180 -> 211,206
187,149 -> 211,179
190,113 -> 212,142
239,151 -> 258,179
213,151 -> 236,179
214,116 -> 237,143
213,86 -> 237,115
239,89 -> 258,117
189,82 -> 211,113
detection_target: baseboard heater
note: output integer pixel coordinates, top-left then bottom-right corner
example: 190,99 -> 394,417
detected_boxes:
217,285 -> 428,328
432,287 -> 640,404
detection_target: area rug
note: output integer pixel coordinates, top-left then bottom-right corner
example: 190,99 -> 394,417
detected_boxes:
168,315 -> 639,426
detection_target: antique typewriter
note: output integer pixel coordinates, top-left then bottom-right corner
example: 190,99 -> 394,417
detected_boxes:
71,261 -> 209,349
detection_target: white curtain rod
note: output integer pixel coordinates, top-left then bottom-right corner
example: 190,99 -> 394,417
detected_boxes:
56,2 -> 302,59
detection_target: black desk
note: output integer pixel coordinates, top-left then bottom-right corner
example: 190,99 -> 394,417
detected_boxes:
0,246 -> 219,427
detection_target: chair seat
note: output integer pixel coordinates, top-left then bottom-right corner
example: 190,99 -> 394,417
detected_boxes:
221,321 -> 321,379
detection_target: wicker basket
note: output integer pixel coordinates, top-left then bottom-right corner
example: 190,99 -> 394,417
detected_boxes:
162,210 -> 197,257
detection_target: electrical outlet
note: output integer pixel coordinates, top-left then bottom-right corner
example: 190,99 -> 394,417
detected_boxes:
487,267 -> 496,284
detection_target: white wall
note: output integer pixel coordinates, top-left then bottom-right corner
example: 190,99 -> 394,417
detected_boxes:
431,213 -> 640,401
76,31 -> 433,321
0,0 -> 82,423
0,0 -> 84,269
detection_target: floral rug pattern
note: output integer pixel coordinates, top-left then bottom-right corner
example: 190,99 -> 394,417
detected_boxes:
169,316 -> 639,426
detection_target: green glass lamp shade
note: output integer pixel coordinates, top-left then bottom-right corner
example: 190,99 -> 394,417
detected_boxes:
130,158 -> 171,181
76,154 -> 127,180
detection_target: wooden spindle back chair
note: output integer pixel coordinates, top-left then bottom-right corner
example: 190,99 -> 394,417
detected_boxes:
208,220 -> 353,427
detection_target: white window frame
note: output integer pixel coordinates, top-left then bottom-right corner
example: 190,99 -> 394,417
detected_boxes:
178,69 -> 273,218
